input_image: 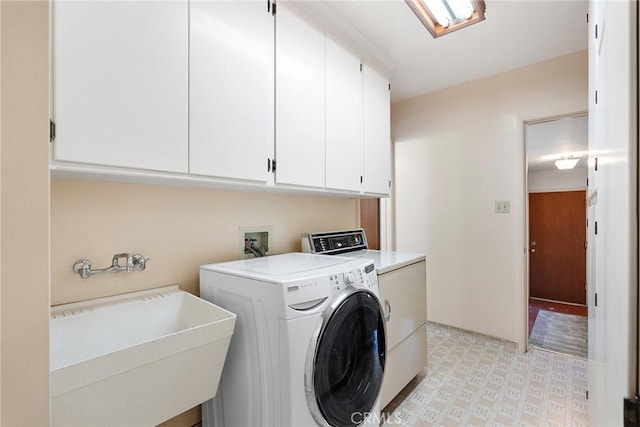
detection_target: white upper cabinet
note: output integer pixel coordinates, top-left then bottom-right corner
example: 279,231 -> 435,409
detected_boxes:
275,4 -> 326,188
363,64 -> 391,195
51,1 -> 392,197
325,36 -> 364,193
189,0 -> 274,182
52,0 -> 188,173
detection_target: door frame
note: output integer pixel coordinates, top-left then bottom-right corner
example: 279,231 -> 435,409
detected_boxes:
521,110 -> 588,350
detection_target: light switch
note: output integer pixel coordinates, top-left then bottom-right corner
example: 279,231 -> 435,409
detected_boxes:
495,200 -> 510,213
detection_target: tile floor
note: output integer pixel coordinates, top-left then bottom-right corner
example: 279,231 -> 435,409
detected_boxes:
382,322 -> 589,426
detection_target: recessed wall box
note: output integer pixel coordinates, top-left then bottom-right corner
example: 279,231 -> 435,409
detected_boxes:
240,226 -> 272,258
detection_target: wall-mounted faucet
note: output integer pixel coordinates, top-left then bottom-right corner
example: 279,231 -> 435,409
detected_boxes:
244,238 -> 266,257
73,253 -> 150,279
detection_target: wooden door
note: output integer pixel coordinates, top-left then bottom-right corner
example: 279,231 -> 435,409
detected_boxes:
529,191 -> 586,304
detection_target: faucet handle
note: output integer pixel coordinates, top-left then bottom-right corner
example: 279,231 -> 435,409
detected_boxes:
131,254 -> 150,271
73,259 -> 92,278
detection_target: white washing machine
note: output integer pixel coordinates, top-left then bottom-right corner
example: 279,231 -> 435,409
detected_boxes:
302,229 -> 427,408
199,253 -> 386,427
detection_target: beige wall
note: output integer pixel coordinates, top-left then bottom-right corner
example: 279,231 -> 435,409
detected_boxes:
0,1 -> 51,425
392,51 -> 588,347
51,180 -> 358,305
51,178 -> 358,425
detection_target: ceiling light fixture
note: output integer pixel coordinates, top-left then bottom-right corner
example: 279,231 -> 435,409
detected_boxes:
405,0 -> 486,38
555,157 -> 580,170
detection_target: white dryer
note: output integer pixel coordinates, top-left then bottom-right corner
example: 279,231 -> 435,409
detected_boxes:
199,253 -> 386,427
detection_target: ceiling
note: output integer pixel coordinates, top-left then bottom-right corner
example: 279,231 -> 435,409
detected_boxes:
526,115 -> 588,171
318,0 -> 588,102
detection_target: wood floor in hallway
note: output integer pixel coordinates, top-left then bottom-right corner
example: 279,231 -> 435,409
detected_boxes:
528,298 -> 587,335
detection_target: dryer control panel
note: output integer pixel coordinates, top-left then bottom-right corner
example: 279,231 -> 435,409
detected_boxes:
301,229 -> 368,255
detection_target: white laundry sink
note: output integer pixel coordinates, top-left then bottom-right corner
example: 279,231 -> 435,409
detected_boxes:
50,285 -> 236,426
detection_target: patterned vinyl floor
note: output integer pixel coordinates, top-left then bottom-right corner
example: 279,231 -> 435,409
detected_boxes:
382,322 -> 589,426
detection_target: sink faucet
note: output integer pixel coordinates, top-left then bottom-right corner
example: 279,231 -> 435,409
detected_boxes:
73,253 -> 150,279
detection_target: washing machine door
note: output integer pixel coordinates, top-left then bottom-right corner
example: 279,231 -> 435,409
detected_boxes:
305,288 -> 386,427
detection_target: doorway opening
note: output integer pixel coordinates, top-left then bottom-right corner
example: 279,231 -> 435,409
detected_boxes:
525,113 -> 588,359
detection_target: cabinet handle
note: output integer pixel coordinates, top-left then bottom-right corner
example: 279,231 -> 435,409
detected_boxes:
384,299 -> 391,322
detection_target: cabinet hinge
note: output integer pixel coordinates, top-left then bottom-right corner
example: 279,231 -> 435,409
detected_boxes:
267,158 -> 277,172
595,24 -> 598,39
49,119 -> 56,142
595,292 -> 598,307
624,397 -> 640,426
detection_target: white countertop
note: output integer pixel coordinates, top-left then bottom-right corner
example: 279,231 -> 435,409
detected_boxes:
337,249 -> 425,274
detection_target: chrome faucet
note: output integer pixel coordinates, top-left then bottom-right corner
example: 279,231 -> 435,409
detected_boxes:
73,253 -> 150,279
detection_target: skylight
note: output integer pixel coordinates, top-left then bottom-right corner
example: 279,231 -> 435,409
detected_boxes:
406,0 -> 486,38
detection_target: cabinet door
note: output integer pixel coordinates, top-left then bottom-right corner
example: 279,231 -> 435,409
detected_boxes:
363,65 -> 391,195
190,1 -> 273,182
325,36 -> 363,193
52,0 -> 188,172
275,4 -> 325,188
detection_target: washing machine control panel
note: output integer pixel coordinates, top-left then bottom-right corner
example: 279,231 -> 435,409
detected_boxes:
328,263 -> 377,297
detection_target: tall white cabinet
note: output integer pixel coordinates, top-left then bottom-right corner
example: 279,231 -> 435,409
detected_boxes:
52,0 -> 188,173
325,36 -> 364,193
189,0 -> 274,182
275,4 -> 326,188
363,65 -> 392,195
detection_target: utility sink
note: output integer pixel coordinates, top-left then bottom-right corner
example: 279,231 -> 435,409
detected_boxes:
50,285 -> 236,426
